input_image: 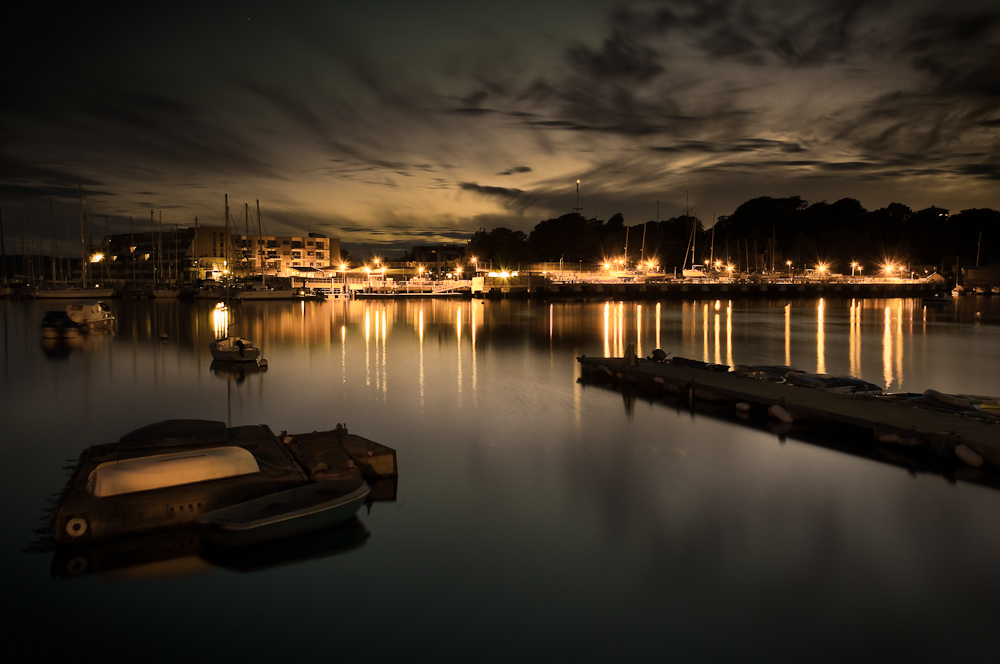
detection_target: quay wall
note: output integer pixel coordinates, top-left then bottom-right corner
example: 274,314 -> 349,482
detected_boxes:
480,280 -> 942,301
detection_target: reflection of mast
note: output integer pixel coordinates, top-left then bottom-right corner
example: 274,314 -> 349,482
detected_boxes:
0,208 -> 6,286
151,210 -> 158,287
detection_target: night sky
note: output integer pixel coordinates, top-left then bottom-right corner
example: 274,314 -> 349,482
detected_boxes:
3,0 -> 999,256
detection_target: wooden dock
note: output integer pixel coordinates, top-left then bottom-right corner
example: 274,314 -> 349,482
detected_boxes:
578,355 -> 1000,469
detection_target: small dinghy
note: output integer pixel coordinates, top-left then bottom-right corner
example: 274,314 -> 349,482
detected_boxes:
196,479 -> 371,546
88,446 -> 260,497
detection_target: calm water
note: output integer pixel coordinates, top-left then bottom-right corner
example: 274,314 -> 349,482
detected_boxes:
4,295 -> 1000,662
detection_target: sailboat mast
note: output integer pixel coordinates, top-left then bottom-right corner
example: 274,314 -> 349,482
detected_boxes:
224,194 -> 230,282
78,182 -> 88,288
257,198 -> 267,285
710,218 -> 715,267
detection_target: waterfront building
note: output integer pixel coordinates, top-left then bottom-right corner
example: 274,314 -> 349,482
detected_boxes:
100,227 -> 340,284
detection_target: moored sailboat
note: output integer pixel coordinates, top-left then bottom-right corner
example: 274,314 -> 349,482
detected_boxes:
209,195 -> 261,363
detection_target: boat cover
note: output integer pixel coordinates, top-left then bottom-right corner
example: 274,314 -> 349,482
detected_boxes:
88,446 -> 260,497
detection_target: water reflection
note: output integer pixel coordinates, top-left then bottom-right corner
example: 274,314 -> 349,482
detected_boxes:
40,329 -> 114,359
210,359 -> 262,383
17,296 -> 1000,402
582,297 -> 996,393
817,298 -> 825,374
51,518 -> 370,579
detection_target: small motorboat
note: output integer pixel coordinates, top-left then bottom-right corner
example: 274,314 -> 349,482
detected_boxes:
66,299 -> 115,331
921,292 -> 953,305
784,372 -> 882,393
923,389 -> 1000,412
196,479 -> 371,546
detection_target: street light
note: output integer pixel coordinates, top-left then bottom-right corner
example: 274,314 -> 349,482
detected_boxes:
851,261 -> 859,277
786,260 -> 792,279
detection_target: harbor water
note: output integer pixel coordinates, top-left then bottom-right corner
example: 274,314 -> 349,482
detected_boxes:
3,295 -> 1000,662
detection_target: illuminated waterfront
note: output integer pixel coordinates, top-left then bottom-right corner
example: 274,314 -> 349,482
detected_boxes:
4,296 -> 1000,661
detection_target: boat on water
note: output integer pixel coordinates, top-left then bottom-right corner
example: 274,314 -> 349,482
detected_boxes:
193,286 -> 227,299
66,299 -> 114,330
236,283 -> 297,300
196,478 -> 371,546
209,333 -> 261,362
922,291 -> 953,305
208,195 -> 262,363
151,287 -> 182,298
34,284 -> 116,299
51,420 -> 397,544
923,389 -> 1000,411
783,371 -> 882,393
52,420 -> 310,543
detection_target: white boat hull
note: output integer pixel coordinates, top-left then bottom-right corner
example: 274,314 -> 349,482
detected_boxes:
236,289 -> 297,300
66,300 -> 115,330
88,446 -> 260,497
35,287 -> 115,299
197,479 -> 371,546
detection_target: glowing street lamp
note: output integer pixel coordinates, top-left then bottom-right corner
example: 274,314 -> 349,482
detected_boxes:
850,261 -> 859,277
786,260 -> 792,279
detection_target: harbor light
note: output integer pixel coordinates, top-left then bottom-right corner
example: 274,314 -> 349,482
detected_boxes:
90,252 -> 104,263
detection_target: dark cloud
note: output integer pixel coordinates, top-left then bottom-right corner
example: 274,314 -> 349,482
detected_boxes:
498,166 -> 532,176
460,182 -> 525,199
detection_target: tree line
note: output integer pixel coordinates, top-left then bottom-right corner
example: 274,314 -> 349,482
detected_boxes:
462,197 -> 999,274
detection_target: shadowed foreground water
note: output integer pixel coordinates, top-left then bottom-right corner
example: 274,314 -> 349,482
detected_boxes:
4,296 -> 1000,662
